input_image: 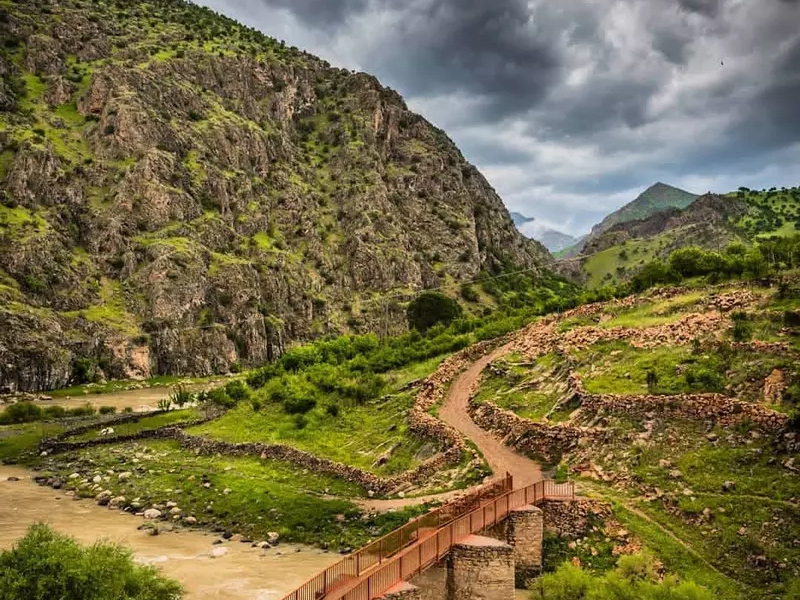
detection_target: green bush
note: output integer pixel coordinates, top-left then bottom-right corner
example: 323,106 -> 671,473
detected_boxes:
224,380 -> 250,402
169,385 -> 194,408
98,405 -> 116,415
530,553 -> 713,600
406,291 -> 463,332
0,402 -> 42,425
0,524 -> 182,600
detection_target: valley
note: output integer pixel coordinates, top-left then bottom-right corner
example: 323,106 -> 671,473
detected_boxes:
1,1 -> 799,600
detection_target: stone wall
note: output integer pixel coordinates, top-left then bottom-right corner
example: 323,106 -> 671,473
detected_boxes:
468,400 -> 602,463
539,499 -> 612,538
569,373 -> 789,433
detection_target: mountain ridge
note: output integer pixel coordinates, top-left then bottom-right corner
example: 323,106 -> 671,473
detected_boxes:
0,0 -> 549,391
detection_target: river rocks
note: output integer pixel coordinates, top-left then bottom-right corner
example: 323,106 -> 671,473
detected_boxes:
118,471 -> 132,481
143,508 -> 162,520
267,531 -> 280,545
210,547 -> 229,559
184,516 -> 197,525
108,496 -> 126,509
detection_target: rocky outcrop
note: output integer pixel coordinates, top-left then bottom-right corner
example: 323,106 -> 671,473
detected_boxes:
0,0 -> 550,392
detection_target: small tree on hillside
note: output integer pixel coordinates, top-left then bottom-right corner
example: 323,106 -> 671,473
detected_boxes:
406,291 -> 463,333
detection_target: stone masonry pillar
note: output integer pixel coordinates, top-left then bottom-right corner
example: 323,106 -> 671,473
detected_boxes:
447,535 -> 514,600
505,504 -> 544,586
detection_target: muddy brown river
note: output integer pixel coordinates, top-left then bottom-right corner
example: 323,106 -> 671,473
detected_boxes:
0,466 -> 337,599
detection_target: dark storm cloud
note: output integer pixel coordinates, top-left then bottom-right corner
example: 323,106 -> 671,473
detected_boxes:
368,0 -> 562,117
198,0 -> 800,236
677,0 -> 721,17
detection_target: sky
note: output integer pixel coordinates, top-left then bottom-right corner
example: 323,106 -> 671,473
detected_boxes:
197,0 -> 800,236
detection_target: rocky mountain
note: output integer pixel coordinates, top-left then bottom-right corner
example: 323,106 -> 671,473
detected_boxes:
510,212 -> 577,253
0,0 -> 550,392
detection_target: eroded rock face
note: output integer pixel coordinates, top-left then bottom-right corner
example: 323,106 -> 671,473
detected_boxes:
0,1 -> 550,391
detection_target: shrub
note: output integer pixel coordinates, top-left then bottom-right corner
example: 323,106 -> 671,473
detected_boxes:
0,524 -> 182,600
224,380 -> 250,403
325,403 -> 340,417
460,283 -> 479,302
0,402 -> 43,425
169,384 -> 194,408
731,312 -> 753,342
157,398 -> 172,412
406,291 -> 463,332
98,406 -> 116,415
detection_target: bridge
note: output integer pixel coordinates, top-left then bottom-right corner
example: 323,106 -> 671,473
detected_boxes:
282,476 -> 574,600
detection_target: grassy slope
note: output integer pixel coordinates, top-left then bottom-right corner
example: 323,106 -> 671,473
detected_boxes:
578,186 -> 800,288
192,356 -> 448,476
477,284 -> 800,598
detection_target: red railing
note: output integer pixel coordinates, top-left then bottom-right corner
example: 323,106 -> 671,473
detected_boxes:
281,475 -> 514,600
282,478 -> 574,600
336,479 -> 574,600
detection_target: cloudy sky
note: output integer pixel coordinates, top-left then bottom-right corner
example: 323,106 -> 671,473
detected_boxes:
198,0 -> 800,236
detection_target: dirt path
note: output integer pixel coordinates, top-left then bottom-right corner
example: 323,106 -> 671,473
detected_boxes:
439,344 -> 542,488
359,343 -> 542,512
0,382 -> 222,414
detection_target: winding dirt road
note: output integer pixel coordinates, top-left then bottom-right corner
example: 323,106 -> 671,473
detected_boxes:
439,344 -> 542,487
359,343 -> 541,511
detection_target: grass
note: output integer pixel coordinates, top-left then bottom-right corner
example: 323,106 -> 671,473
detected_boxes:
192,357 -> 448,477
46,374 -> 227,398
40,439 -> 423,549
0,205 -> 49,241
575,341 -> 695,395
473,353 -> 573,422
583,235 -> 666,289
0,422 -> 67,464
66,409 -> 201,442
600,290 -> 706,329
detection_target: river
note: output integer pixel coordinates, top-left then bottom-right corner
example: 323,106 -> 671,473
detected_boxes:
0,466 -> 338,600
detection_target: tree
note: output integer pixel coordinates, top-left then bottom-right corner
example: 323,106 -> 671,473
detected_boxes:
0,524 -> 182,600
406,292 -> 463,333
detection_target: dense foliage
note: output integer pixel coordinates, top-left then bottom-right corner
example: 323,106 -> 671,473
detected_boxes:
0,524 -> 182,600
625,235 -> 800,293
406,291 -> 463,332
530,553 -> 714,600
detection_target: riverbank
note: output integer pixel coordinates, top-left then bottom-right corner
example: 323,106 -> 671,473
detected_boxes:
0,466 -> 338,600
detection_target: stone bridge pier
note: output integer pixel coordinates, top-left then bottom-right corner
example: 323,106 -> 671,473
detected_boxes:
380,505 -> 544,600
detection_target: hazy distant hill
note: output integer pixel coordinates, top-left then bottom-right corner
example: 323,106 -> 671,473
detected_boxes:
511,212 -> 578,253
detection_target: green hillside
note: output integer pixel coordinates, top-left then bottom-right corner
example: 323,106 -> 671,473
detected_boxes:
594,182 -> 698,234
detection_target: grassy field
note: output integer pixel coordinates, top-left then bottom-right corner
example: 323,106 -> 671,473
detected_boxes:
192,356 -> 451,476
599,290 -> 706,328
472,353 -> 573,422
65,409 -> 202,442
38,439 -> 422,549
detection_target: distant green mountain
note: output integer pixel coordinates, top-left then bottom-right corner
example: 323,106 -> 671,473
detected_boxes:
556,185 -> 800,288
592,182 -> 698,235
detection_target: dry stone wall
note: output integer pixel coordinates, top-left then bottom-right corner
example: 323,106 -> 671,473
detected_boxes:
469,400 -> 603,463
539,499 -> 612,538
568,373 -> 789,433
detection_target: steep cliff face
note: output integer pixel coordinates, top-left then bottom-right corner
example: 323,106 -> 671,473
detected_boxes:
0,0 -> 550,391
